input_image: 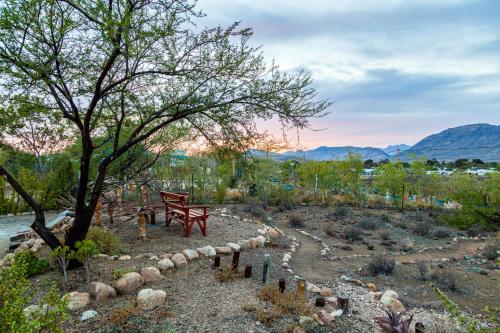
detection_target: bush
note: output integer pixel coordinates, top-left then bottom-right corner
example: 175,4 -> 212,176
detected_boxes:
288,213 -> 305,227
366,255 -> 395,276
13,250 -> 49,277
243,204 -> 267,221
214,183 -> 227,204
111,266 -> 138,280
344,227 -> 363,241
0,265 -> 67,333
380,213 -> 391,222
378,229 -> 390,241
432,271 -> 458,292
482,243 -> 499,260
413,222 -> 431,237
417,261 -> 430,281
432,226 -> 452,238
467,223 -> 485,237
330,206 -> 349,219
358,217 -> 379,230
86,226 -> 125,255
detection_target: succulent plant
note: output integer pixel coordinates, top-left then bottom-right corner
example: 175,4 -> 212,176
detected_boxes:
374,310 -> 413,333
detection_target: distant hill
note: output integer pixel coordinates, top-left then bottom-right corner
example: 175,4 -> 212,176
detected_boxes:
249,146 -> 389,161
382,144 -> 410,156
400,123 -> 500,162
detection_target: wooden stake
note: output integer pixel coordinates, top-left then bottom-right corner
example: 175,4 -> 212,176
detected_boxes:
297,277 -> 306,302
244,265 -> 252,278
338,296 -> 349,314
213,255 -> 221,268
150,211 -> 156,225
315,297 -> 326,307
262,254 -> 271,283
279,278 -> 286,293
231,250 -> 240,270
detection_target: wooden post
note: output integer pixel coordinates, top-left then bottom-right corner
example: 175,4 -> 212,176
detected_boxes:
244,265 -> 252,278
213,255 -> 221,268
262,253 -> 270,283
279,278 -> 286,293
338,296 -> 349,314
150,211 -> 156,225
137,212 -> 147,240
231,250 -> 240,270
315,297 -> 325,307
297,277 -> 306,302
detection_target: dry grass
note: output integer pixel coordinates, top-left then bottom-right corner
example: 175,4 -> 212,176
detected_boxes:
215,265 -> 244,283
109,299 -> 138,326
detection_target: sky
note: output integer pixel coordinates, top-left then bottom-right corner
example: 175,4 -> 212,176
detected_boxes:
196,0 -> 500,149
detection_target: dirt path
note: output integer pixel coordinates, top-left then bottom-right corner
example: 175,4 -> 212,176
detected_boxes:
392,240 -> 487,262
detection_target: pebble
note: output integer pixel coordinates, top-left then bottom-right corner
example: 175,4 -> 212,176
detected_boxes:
158,258 -> 175,272
171,253 -> 188,268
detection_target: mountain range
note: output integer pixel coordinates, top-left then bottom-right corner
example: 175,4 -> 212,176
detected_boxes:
249,123 -> 500,162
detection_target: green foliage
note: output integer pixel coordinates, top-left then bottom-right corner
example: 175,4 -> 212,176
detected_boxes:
111,266 -> 138,280
69,240 -> 99,282
86,226 -> 125,255
50,245 -> 71,282
13,250 -> 49,277
214,182 -> 227,204
0,265 -> 68,333
433,284 -> 496,333
375,161 -> 407,208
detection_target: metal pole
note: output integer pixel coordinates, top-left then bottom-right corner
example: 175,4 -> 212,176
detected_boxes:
262,253 -> 271,283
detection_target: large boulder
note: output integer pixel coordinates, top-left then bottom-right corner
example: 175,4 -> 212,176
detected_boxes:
140,267 -> 163,282
380,290 -> 399,305
196,246 -> 216,257
171,253 -> 187,268
182,249 -> 199,261
157,258 -> 175,273
63,291 -> 90,311
137,288 -> 166,311
89,282 -> 117,301
113,272 -> 144,295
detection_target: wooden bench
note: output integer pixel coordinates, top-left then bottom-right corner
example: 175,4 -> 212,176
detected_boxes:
160,191 -> 209,237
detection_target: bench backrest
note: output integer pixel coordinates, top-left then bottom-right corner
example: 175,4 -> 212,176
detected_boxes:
160,191 -> 188,206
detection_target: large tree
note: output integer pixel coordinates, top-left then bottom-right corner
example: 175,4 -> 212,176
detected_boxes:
0,0 -> 329,249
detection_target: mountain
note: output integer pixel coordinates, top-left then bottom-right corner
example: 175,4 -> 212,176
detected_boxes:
382,144 -> 410,156
249,146 -> 389,161
400,123 -> 500,162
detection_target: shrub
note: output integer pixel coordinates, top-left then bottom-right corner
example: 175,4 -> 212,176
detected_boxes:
86,226 -> 125,255
366,255 -> 395,276
433,227 -> 452,239
374,310 -> 412,333
380,213 -> 391,222
358,217 -> 379,230
413,223 -> 431,237
288,213 -> 305,227
13,250 -> 49,277
215,265 -> 244,283
109,299 -> 137,326
331,206 -> 349,218
112,267 -> 138,280
400,237 -> 415,252
51,246 -> 71,282
243,204 -> 267,221
467,223 -> 485,237
214,183 -> 227,204
69,240 -> 99,282
325,224 -> 336,237
432,271 -> 458,292
344,227 -> 363,241
416,261 -> 430,281
378,229 -> 390,240
0,265 -> 67,333
481,243 -> 499,261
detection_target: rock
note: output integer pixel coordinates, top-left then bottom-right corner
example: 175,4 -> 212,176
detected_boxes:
313,313 -> 324,325
118,255 -> 132,261
196,246 -> 216,257
299,316 -> 314,325
293,327 -> 306,333
171,253 -> 187,268
319,287 -> 333,297
367,283 -> 377,292
389,299 -> 406,313
96,254 -> 110,259
380,290 -> 399,305
237,240 -> 250,250
23,304 -> 45,319
137,288 -> 166,311
63,291 -> 90,311
1,253 -> 15,266
80,310 -> 97,321
306,283 -> 321,293
256,235 -> 266,247
215,246 -> 232,255
89,282 -> 116,301
159,253 -> 172,259
318,309 -> 333,324
268,228 -> 280,238
249,238 -> 259,249
182,249 -> 199,261
226,242 -> 241,252
330,309 -> 343,317
141,267 -> 163,282
113,272 -> 144,294
149,255 -> 159,261
325,297 -> 338,304
157,258 -> 175,273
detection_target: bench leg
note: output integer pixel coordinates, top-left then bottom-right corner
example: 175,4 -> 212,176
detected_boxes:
197,217 -> 207,236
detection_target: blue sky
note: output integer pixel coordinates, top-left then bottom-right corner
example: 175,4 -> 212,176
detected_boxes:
196,0 -> 500,148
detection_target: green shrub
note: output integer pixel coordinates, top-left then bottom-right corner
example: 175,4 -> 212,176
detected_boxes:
86,226 -> 125,255
214,183 -> 227,204
441,207 -> 500,231
112,266 -> 138,280
69,240 -> 99,282
481,242 -> 499,261
413,222 -> 431,237
13,250 -> 49,277
0,265 -> 68,333
366,255 -> 395,276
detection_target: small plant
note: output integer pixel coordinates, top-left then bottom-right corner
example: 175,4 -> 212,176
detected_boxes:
358,217 -> 379,230
432,271 -> 458,292
243,204 -> 267,221
329,206 -> 349,219
433,226 -> 452,238
374,310 -> 413,333
481,242 -> 499,261
214,183 -> 227,204
380,213 -> 391,222
467,223 -> 484,237
51,245 -> 71,282
69,240 -> 99,282
13,250 -> 49,277
215,265 -> 244,283
378,229 -> 391,240
344,227 -> 363,241
86,226 -> 125,255
366,255 -> 395,276
416,261 -> 430,281
109,299 -> 137,326
111,267 -> 138,280
400,237 -> 415,252
256,285 -> 313,319
413,222 -> 431,237
288,213 -> 305,227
